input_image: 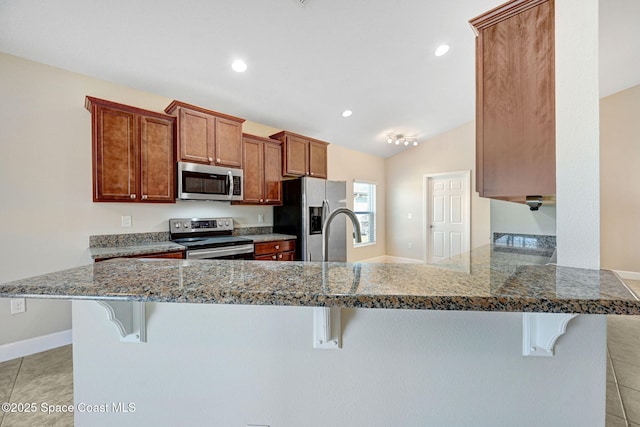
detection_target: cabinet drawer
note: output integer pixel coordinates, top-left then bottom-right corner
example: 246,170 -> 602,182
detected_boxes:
254,240 -> 295,256
255,250 -> 295,261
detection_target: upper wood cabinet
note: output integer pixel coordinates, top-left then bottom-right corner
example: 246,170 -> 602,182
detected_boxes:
236,134 -> 282,205
269,131 -> 329,179
164,100 -> 245,168
470,0 -> 555,202
86,96 -> 176,203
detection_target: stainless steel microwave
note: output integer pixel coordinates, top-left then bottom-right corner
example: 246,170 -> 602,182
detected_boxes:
177,162 -> 243,201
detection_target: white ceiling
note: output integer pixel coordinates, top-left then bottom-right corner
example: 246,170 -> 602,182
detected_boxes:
1,0 -> 638,158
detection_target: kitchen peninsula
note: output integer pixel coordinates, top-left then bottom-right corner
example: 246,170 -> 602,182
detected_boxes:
0,243 -> 636,426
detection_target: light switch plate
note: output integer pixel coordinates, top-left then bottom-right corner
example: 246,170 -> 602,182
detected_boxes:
10,298 -> 25,314
121,216 -> 132,228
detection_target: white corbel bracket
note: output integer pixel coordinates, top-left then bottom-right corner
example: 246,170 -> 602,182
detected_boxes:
522,313 -> 578,357
313,307 -> 341,350
96,301 -> 146,343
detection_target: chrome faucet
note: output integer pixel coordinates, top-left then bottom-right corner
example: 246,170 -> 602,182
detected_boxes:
322,207 -> 362,262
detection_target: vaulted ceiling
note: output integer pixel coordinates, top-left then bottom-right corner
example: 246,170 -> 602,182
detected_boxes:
1,0 -> 638,158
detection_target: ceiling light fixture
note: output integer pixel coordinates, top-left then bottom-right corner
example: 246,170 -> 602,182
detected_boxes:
341,110 -> 353,118
231,59 -> 247,72
435,44 -> 450,57
386,134 -> 419,147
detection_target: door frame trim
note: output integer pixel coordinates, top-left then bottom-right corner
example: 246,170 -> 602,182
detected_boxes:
422,170 -> 471,264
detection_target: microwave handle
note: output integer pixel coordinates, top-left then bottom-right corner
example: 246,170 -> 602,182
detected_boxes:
227,170 -> 234,200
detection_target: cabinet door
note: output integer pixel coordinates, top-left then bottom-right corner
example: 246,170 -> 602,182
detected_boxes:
140,115 -> 176,202
283,135 -> 308,176
474,0 -> 555,199
263,141 -> 282,204
178,108 -> 214,164
215,118 -> 243,168
242,137 -> 265,204
308,140 -> 328,179
93,106 -> 138,202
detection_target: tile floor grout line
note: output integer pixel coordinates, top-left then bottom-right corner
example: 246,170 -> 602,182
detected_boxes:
1,357 -> 24,427
608,345 -> 630,427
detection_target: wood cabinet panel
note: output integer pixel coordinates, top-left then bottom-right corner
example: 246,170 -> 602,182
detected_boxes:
270,131 -> 329,179
242,136 -> 265,204
215,118 -> 243,167
179,109 -> 212,164
284,134 -> 309,177
235,134 -> 282,205
254,239 -> 296,261
263,141 -> 282,203
165,100 -> 245,168
140,116 -> 175,202
471,0 -> 555,201
308,140 -> 328,179
94,107 -> 137,201
87,96 -> 176,203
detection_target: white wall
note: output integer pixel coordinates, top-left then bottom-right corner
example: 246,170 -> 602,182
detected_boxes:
385,121 -> 491,260
73,301 -> 606,427
328,145 -> 386,262
600,84 -> 640,273
555,0 -> 600,269
0,52 -> 385,345
491,201 -> 557,237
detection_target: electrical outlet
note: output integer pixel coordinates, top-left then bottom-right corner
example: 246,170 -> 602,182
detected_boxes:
121,215 -> 132,228
10,298 -> 26,314
258,214 -> 264,223
407,242 -> 413,249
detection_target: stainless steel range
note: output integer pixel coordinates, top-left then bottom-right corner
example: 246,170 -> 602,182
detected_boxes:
169,217 -> 254,260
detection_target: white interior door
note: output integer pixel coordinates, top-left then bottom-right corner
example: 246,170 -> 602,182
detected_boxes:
426,172 -> 470,264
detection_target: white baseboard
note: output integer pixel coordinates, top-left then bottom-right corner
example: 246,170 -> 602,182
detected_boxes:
0,329 -> 72,363
359,255 -> 424,264
614,270 -> 640,281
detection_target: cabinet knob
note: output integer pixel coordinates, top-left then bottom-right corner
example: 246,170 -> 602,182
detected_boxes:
216,158 -> 220,163
260,199 -> 264,203
142,195 -> 148,200
310,172 -> 314,176
275,245 -> 280,250
130,194 -> 136,199
278,254 -> 283,259
208,157 -> 213,162
272,255 -> 277,260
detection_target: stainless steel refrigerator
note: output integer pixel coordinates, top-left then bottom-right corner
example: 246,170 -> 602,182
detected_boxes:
274,177 -> 347,261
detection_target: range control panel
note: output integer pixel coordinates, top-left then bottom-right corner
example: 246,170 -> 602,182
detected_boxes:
169,217 -> 233,234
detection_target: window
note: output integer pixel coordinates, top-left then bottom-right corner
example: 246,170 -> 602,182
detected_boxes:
353,181 -> 376,246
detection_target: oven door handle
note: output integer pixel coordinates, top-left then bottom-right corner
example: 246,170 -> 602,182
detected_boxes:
187,244 -> 254,260
227,170 -> 234,200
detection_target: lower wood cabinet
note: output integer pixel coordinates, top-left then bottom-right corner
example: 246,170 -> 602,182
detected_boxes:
254,240 -> 296,261
86,96 -> 176,203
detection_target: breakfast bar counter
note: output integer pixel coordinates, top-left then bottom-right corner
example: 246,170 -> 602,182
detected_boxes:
1,243 -> 625,426
1,244 -> 637,315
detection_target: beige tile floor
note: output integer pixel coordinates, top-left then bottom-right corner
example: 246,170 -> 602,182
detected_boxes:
0,345 -> 73,426
1,281 -> 640,426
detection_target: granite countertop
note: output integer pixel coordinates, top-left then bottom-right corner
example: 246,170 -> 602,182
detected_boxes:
89,231 -> 295,260
243,233 -> 296,243
2,244 -> 639,314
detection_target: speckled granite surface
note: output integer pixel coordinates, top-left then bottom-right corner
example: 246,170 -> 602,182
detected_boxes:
2,245 -> 638,314
89,232 -> 295,260
89,242 -> 185,260
243,234 -> 296,243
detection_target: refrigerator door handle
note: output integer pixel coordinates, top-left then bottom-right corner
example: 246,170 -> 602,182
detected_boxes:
322,199 -> 330,226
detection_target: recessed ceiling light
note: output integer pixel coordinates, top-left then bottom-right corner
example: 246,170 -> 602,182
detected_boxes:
435,44 -> 450,57
341,110 -> 353,118
231,60 -> 247,72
